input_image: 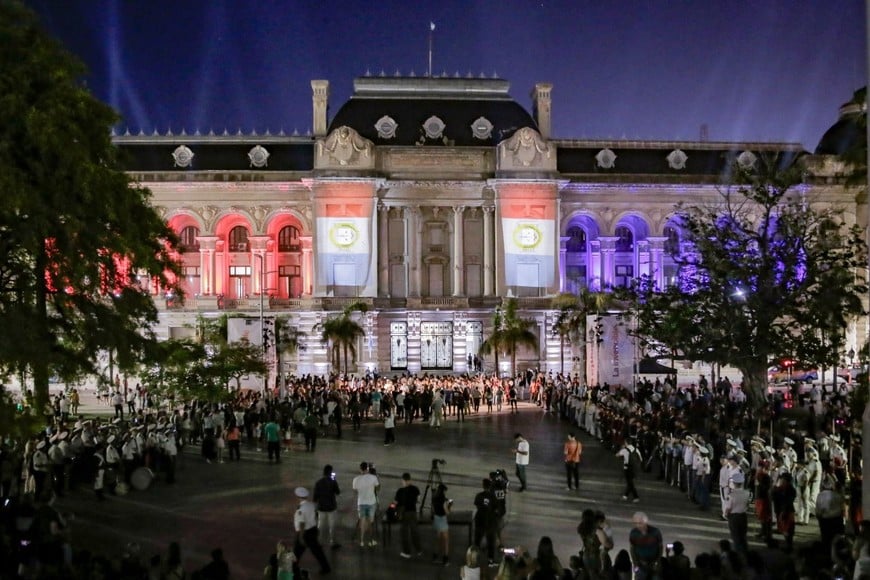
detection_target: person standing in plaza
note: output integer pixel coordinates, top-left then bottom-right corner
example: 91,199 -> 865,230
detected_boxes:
395,472 -> 422,558
383,407 -> 396,446
564,432 -> 582,491
313,464 -> 341,549
617,440 -> 641,502
628,512 -> 663,580
473,478 -> 498,566
352,462 -> 380,548
264,415 -> 281,464
723,471 -> 750,555
771,472 -> 797,553
431,483 -> 451,566
292,486 -> 331,576
513,433 -> 529,492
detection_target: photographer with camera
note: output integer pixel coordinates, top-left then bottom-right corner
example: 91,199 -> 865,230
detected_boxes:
473,478 -> 498,567
489,470 -> 508,549
394,472 -> 422,559
431,483 -> 452,566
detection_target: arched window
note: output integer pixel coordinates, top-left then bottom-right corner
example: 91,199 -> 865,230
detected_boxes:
228,226 -> 249,252
664,225 -> 680,255
179,226 -> 200,253
615,226 -> 634,252
566,226 -> 587,253
278,226 -> 301,252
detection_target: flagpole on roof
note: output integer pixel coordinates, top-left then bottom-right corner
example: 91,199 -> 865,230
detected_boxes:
428,21 -> 435,77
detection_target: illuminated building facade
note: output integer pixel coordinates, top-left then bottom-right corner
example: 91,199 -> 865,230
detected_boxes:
114,77 -> 864,380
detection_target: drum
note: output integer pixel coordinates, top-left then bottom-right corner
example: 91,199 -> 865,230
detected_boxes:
130,467 -> 154,491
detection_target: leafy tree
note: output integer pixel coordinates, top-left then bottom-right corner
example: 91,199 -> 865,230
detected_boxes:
552,289 -> 616,380
0,2 -> 182,411
480,298 -> 538,376
0,384 -> 43,441
315,302 -> 367,375
624,155 -> 867,410
273,316 -> 305,395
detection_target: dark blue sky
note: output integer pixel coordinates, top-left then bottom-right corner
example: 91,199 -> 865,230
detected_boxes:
30,0 -> 867,151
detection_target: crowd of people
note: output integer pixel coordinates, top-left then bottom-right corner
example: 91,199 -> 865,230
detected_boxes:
0,367 -> 866,578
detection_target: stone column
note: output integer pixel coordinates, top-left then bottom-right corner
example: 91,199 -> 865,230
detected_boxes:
636,239 -> 650,279
378,203 -> 390,296
406,206 -> 422,297
196,236 -> 218,295
452,206 -> 465,296
249,236 -> 271,295
483,205 -> 494,296
647,236 -> 667,290
559,236 -> 569,293
599,236 -> 618,289
301,236 -> 313,296
589,239 -> 602,291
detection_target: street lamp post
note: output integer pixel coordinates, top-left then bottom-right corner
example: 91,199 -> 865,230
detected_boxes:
253,254 -> 266,390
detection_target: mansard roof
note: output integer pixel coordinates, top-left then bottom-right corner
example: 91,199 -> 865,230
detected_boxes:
327,76 -> 538,147
113,135 -> 314,173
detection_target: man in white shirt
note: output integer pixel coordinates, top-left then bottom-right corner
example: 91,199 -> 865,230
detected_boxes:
293,487 -> 331,575
514,433 -> 530,492
352,462 -> 380,547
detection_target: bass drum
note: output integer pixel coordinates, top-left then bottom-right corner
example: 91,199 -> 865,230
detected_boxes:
130,467 -> 154,491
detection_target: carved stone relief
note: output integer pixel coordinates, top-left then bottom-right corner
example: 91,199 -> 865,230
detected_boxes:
171,145 -> 194,168
315,126 -> 374,169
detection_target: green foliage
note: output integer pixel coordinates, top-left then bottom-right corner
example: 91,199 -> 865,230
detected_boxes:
316,302 -> 367,374
480,298 -> 538,376
139,333 -> 266,404
0,384 -> 43,441
624,155 -> 867,410
0,2 -> 183,410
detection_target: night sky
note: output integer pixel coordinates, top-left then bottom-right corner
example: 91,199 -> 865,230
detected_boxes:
29,0 -> 867,151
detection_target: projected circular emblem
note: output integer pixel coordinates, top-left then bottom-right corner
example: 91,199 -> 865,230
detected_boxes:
513,224 -> 542,249
329,223 -> 359,248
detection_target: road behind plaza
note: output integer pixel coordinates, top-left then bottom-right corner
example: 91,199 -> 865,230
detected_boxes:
58,393 -> 814,578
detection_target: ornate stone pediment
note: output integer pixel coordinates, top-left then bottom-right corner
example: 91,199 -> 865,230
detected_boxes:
315,126 -> 375,170
496,127 -> 556,172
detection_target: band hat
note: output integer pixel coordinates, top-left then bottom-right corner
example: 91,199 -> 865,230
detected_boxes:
36,441 -> 46,450
804,438 -> 816,446
294,487 -> 309,499
735,448 -> 747,455
49,434 -> 58,443
58,432 -> 68,440
765,446 -> 776,454
783,437 -> 794,446
830,434 -> 840,442
699,447 -> 709,455
107,435 -> 116,444
726,439 -> 737,447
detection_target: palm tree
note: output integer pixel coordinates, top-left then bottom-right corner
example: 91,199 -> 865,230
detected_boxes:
316,302 -> 368,375
274,316 -> 305,396
479,307 -> 505,375
552,288 -> 616,382
481,298 -> 538,377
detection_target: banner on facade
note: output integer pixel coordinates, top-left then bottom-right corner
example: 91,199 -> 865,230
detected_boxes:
315,213 -> 373,293
501,216 -> 556,288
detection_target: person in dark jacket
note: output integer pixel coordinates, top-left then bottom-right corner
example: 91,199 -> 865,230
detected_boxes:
313,464 -> 341,549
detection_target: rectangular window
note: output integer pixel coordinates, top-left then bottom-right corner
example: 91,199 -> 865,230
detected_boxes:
229,266 -> 251,277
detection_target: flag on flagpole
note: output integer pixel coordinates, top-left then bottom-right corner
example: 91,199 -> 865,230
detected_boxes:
430,21 -> 435,31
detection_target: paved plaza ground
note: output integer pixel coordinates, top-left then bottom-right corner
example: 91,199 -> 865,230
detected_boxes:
55,390 -> 816,578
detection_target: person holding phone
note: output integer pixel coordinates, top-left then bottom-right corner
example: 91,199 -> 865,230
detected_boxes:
431,483 -> 451,566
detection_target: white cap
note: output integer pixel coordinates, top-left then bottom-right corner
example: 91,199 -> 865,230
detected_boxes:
294,487 -> 309,498
783,437 -> 794,446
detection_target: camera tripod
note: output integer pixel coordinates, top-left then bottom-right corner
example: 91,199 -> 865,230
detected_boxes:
418,460 -> 444,517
